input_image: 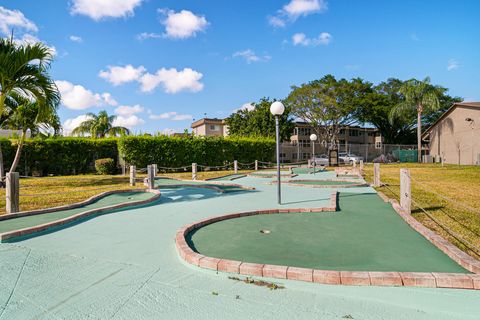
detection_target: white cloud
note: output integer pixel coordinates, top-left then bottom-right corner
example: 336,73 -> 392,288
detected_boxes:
233,102 -> 255,112
269,0 -> 327,27
69,35 -> 83,43
12,33 -> 57,56
159,9 -> 208,39
112,115 -> 145,128
99,64 -> 146,86
115,104 -> 144,116
283,0 -> 327,18
62,114 -> 94,135
70,0 -> 143,20
136,32 -> 162,41
56,80 -> 117,110
232,49 -> 271,64
292,32 -> 332,46
149,111 -> 193,121
0,6 -> 38,35
447,59 -> 459,71
139,67 -> 204,93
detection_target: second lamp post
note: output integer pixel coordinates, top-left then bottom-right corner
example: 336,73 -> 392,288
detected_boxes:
270,101 -> 285,205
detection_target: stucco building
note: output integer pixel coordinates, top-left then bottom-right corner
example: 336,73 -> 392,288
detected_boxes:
422,102 -> 480,165
191,118 -> 228,137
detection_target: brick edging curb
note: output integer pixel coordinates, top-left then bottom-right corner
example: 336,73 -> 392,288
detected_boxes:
175,190 -> 479,290
0,189 -> 161,242
376,191 -> 480,275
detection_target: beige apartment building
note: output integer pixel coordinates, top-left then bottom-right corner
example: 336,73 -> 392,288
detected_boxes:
422,102 -> 480,165
191,118 -> 383,162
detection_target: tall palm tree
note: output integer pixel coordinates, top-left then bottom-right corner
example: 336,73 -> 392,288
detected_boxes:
0,37 -> 60,177
72,110 -> 130,138
390,77 -> 442,162
2,95 -> 59,173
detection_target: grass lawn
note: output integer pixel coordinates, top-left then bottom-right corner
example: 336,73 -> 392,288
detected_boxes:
0,170 -> 249,215
363,163 -> 480,259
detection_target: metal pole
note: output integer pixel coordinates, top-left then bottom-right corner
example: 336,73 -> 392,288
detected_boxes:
275,116 -> 281,205
312,140 -> 316,175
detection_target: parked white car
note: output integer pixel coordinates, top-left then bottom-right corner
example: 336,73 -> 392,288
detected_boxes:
312,154 -> 345,166
339,153 -> 363,164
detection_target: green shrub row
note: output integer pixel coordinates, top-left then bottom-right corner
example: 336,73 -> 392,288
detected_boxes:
0,136 -> 275,176
118,136 -> 275,168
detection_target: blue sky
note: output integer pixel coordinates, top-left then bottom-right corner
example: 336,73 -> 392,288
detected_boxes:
1,0 -> 479,135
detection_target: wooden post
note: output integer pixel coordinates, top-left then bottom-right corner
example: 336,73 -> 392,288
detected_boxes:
234,160 -> 238,173
400,168 -> 411,214
122,163 -> 126,176
152,164 -> 157,177
6,172 -> 19,214
373,163 -> 380,187
353,160 -> 357,168
359,160 -> 364,171
308,159 -> 312,168
130,165 -> 136,186
147,165 -> 155,189
255,160 -> 258,171
192,163 -> 197,180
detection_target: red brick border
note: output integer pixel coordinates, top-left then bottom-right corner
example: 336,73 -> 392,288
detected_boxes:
175,190 -> 479,290
0,189 -> 161,242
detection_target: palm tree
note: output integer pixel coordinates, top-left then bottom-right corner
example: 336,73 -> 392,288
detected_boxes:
2,95 -> 59,173
0,37 -> 60,177
72,110 -> 130,138
390,77 -> 442,162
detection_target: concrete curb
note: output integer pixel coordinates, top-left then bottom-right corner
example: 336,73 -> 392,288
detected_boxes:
267,179 -> 367,188
176,190 -> 479,290
0,189 -> 161,242
155,177 -> 255,191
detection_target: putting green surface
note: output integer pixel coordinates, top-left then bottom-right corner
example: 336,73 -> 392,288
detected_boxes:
0,192 -> 155,234
288,180 -> 360,186
189,193 -> 468,273
154,177 -> 247,192
207,174 -> 246,181
291,167 -> 325,174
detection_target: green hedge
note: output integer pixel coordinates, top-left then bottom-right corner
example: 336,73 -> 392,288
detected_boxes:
3,138 -> 118,176
118,136 -> 275,168
0,136 -> 275,176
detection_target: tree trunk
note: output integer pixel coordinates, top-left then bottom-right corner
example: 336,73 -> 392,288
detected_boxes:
417,104 -> 423,163
0,93 -> 5,183
9,131 -> 26,174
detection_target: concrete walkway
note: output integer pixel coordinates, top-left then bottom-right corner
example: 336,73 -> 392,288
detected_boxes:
0,171 -> 479,319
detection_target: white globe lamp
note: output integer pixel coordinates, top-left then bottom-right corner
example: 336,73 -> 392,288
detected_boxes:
270,101 -> 285,116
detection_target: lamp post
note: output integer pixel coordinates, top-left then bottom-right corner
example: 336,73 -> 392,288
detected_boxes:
270,101 -> 285,205
310,133 -> 317,174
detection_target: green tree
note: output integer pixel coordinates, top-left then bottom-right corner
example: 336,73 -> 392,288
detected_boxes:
285,75 -> 361,150
225,98 -> 294,141
0,37 -> 60,177
72,110 -> 130,138
390,77 -> 443,162
2,95 -> 59,173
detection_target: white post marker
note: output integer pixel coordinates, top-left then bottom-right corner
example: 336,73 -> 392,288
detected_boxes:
152,164 -> 157,177
400,168 -> 411,214
360,160 -> 364,171
130,165 -> 136,186
192,163 -> 197,181
147,165 -> 155,189
373,163 -> 381,187
270,101 -> 285,205
234,160 -> 238,174
255,160 -> 258,171
6,172 -> 19,214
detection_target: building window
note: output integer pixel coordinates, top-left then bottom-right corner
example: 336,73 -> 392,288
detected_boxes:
349,130 -> 359,137
302,153 -> 310,159
368,132 -> 375,136
280,153 -> 287,159
339,129 -> 345,135
209,125 -> 219,131
292,153 -> 297,159
375,142 -> 382,149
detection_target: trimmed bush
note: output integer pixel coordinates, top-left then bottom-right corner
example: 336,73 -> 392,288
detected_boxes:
118,136 -> 275,168
95,158 -> 116,175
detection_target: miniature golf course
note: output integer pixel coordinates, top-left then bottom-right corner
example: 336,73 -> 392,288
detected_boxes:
0,171 -> 479,319
283,179 -> 363,187
188,192 -> 467,273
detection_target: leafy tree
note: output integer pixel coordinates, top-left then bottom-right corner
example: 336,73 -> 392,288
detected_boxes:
72,110 -> 130,138
285,75 -> 361,150
390,77 -> 443,162
355,78 -> 416,144
0,37 -> 60,177
225,98 -> 294,141
2,95 -> 59,173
